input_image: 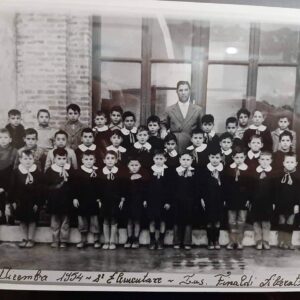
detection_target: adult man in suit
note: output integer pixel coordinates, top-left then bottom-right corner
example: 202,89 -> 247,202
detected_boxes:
162,81 -> 203,153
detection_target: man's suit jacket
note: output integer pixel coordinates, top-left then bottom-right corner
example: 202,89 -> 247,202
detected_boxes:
163,102 -> 203,154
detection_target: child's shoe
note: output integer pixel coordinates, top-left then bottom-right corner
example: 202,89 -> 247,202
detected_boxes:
256,241 -> 263,250
157,240 -> 164,250
25,240 -> 35,248
102,243 -> 109,250
18,239 -> 27,248
132,238 -> 140,249
207,242 -> 214,250
237,242 -> 243,250
184,245 -> 191,250
226,242 -> 234,250
278,241 -> 285,249
76,242 -> 86,249
109,243 -> 116,250
50,242 -> 59,248
173,244 -> 180,249
124,237 -> 133,249
60,242 -> 67,248
262,241 -> 270,250
94,241 -> 101,249
214,242 -> 221,250
149,240 -> 156,250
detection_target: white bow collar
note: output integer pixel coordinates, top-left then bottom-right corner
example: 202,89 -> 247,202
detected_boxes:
222,148 -> 232,156
176,165 -> 194,175
207,131 -> 216,138
249,124 -> 266,132
134,142 -> 152,151
81,165 -> 98,174
207,163 -> 223,172
151,164 -> 168,173
93,125 -> 108,132
256,165 -> 272,173
121,127 -> 137,135
248,150 -> 260,160
51,163 -> 71,173
18,164 -> 37,174
78,144 -> 96,152
230,162 -> 248,171
187,144 -> 207,152
107,145 -> 127,153
103,166 -> 118,175
166,149 -> 178,157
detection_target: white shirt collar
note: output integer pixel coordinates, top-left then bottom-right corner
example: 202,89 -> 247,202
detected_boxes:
51,163 -> 71,173
248,150 -> 260,160
151,164 -> 168,173
166,149 -> 178,157
230,162 -> 248,171
208,130 -> 216,138
207,163 -> 223,172
107,145 -> 127,153
187,144 -> 207,152
176,165 -> 194,173
78,144 -> 96,151
93,125 -> 108,132
18,164 -> 37,174
249,124 -> 266,132
222,148 -> 232,155
134,142 -> 152,151
81,165 -> 98,174
121,127 -> 137,135
256,165 -> 272,173
103,166 -> 118,175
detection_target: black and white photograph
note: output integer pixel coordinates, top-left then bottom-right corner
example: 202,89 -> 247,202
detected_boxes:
1,0 -> 300,292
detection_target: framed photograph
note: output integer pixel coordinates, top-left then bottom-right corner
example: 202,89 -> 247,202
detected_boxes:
0,0 -> 300,292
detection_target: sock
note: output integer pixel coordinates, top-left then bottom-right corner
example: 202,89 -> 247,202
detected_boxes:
159,232 -> 165,243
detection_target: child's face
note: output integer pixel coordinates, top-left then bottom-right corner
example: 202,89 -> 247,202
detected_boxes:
191,133 -> 204,147
209,153 -> 222,167
128,160 -> 141,174
136,130 -> 149,144
104,153 -> 117,168
280,136 -> 292,151
148,121 -> 160,135
226,123 -> 237,135
258,154 -> 272,169
0,133 -> 11,148
283,156 -> 298,172
124,116 -> 135,130
94,115 -> 107,127
24,134 -> 37,149
9,115 -> 21,127
54,155 -> 68,167
233,152 -> 246,165
248,138 -> 263,152
252,111 -> 264,126
165,140 -> 177,152
238,113 -> 249,127
220,138 -> 233,151
81,132 -> 94,146
110,111 -> 122,125
278,118 -> 290,130
19,153 -> 34,169
55,134 -> 67,148
202,122 -> 214,133
82,154 -> 95,168
38,112 -> 50,127
67,109 -> 80,123
179,154 -> 192,168
153,154 -> 166,167
110,134 -> 122,147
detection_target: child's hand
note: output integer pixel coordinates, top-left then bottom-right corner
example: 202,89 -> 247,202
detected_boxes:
143,201 -> 147,208
97,199 -> 102,209
201,199 -> 205,210
119,200 -> 124,210
5,204 -> 11,217
0,188 -> 5,194
245,201 -> 250,209
164,203 -> 170,210
294,205 -> 299,214
73,199 -> 79,208
33,205 -> 38,213
131,174 -> 142,180
12,202 -> 17,210
273,204 -> 275,210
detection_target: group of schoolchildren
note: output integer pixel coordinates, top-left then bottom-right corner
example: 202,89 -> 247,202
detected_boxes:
0,103 -> 299,252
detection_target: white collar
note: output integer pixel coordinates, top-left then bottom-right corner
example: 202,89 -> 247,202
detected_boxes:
222,148 -> 232,155
107,145 -> 127,153
187,144 -> 207,152
134,142 -> 152,151
178,100 -> 190,107
81,165 -> 98,174
151,164 -> 168,173
166,149 -> 178,157
256,165 -> 272,173
103,166 -> 118,175
78,144 -> 96,151
51,163 -> 71,173
176,165 -> 194,173
208,130 -> 216,137
248,150 -> 260,160
18,164 -> 37,174
121,127 -> 137,135
207,163 -> 223,172
93,125 -> 108,132
230,162 -> 248,171
249,124 -> 266,131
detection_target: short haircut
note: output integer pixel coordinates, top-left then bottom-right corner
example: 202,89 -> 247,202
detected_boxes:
54,130 -> 68,139
259,151 -> 272,159
110,105 -> 123,115
104,150 -> 118,159
137,125 -> 148,134
249,134 -> 263,142
219,132 -> 233,142
123,111 -> 136,122
0,128 -> 11,137
207,144 -> 222,156
109,129 -> 123,139
153,149 -> 166,158
179,151 -> 193,158
201,114 -> 214,124
53,148 -> 68,157
82,150 -> 95,158
164,133 -> 178,144
37,109 -> 50,118
283,152 -> 297,161
94,110 -> 108,119
25,128 -> 38,138
147,115 -> 160,125
253,109 -> 265,117
279,130 -> 293,142
237,108 -> 250,118
21,149 -> 34,158
191,128 -> 205,137
176,81 -> 191,90
8,109 -> 21,117
67,103 -> 80,114
127,155 -> 141,164
81,127 -> 94,137
232,145 -> 246,157
226,117 -> 238,127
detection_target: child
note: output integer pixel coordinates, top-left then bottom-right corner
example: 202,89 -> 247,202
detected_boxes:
14,128 -> 46,171
147,115 -> 164,152
0,128 -> 18,224
109,106 -> 123,131
60,104 -> 86,150
245,135 -> 263,170
106,130 -> 127,167
44,130 -> 78,171
124,156 -> 148,249
145,150 -> 171,250
73,150 -> 101,249
9,150 -> 42,248
36,109 -> 56,153
219,132 -> 234,168
99,150 -> 125,250
186,128 -> 208,169
172,152 -> 198,250
201,114 -> 219,147
243,110 -> 273,151
224,146 -> 250,250
275,153 -> 299,250
121,111 -> 137,151
271,115 -> 296,153
200,145 -> 225,250
5,109 -> 25,149
235,108 -> 250,140
44,148 -> 73,248
164,133 -> 179,170
226,117 -> 242,147
250,151 -> 275,250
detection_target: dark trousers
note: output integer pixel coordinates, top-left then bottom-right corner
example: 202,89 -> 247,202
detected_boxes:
173,224 -> 192,246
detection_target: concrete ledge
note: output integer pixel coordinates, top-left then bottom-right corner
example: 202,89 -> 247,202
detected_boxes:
1,225 -> 300,246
